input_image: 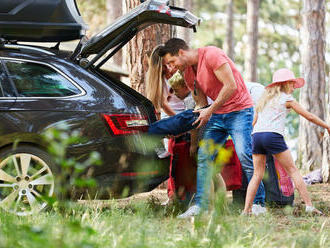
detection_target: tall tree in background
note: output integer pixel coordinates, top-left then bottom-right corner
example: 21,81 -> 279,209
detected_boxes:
175,0 -> 194,46
124,0 -> 172,95
299,0 -> 326,171
244,0 -> 259,82
224,0 -> 234,60
322,72 -> 330,182
106,0 -> 123,67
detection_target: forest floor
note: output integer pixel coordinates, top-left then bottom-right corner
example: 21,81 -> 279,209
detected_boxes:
1,184 -> 329,248
81,182 -> 330,215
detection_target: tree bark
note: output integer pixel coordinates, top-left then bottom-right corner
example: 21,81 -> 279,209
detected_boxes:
299,0 -> 326,171
124,0 -> 172,95
322,71 -> 330,182
224,0 -> 234,61
322,116 -> 330,182
106,0 -> 123,67
244,0 -> 259,82
175,0 -> 194,46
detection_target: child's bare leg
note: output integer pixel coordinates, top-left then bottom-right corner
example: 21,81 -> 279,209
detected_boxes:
273,149 -> 312,206
243,154 -> 266,213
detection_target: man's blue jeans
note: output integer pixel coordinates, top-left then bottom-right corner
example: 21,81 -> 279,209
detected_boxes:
195,107 -> 265,209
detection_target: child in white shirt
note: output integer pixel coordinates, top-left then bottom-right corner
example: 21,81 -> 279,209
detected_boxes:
243,68 -> 330,215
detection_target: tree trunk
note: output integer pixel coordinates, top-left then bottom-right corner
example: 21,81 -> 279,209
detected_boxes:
106,0 -> 123,67
224,0 -> 234,61
175,0 -> 194,46
124,0 -> 172,95
299,0 -> 326,171
244,0 -> 259,82
322,71 -> 330,182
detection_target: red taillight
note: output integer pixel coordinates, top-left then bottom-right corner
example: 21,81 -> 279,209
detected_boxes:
103,114 -> 149,135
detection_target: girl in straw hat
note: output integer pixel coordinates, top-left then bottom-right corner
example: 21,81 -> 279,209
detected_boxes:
243,68 -> 330,215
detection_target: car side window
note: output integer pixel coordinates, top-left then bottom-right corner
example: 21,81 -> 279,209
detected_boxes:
0,61 -> 16,97
4,60 -> 81,97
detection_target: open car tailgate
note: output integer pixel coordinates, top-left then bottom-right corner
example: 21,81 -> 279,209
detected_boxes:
76,0 -> 200,65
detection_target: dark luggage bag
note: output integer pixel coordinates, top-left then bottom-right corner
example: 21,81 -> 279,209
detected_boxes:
263,155 -> 294,206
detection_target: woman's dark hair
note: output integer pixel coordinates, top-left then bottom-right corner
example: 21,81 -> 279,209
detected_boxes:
158,38 -> 189,57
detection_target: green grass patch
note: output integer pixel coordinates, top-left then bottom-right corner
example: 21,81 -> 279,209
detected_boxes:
1,184 -> 330,248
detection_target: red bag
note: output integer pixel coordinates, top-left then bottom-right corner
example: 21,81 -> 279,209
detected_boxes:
168,139 -> 242,196
220,140 -> 242,191
168,138 -> 197,200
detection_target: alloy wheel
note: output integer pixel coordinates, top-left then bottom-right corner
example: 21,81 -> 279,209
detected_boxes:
0,153 -> 54,216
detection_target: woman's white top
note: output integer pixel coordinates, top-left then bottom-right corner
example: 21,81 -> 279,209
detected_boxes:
253,93 -> 294,136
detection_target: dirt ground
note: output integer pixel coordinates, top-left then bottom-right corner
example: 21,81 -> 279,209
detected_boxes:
80,183 -> 330,215
120,183 -> 329,204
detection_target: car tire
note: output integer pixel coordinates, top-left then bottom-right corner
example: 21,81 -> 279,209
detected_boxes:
0,145 -> 56,216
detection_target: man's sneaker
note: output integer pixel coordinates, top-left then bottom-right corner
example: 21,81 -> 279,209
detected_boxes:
177,205 -> 201,219
252,204 -> 267,216
305,206 -> 323,216
258,205 -> 267,214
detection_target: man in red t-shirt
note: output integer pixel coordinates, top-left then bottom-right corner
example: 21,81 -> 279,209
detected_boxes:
159,38 -> 265,218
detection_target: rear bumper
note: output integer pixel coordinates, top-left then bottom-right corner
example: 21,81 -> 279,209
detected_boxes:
94,154 -> 170,197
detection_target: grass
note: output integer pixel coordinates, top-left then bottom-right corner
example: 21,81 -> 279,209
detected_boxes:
0,184 -> 329,248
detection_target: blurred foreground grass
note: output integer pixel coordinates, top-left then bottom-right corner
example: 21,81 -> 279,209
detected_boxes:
0,184 -> 329,248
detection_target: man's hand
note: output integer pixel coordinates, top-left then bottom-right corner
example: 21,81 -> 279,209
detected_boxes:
193,107 -> 212,129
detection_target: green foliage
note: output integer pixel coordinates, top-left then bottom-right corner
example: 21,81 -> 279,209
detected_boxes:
43,123 -> 101,202
0,185 -> 329,248
195,0 -> 220,14
76,0 -> 106,15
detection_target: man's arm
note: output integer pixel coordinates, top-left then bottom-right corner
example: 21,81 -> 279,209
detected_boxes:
193,63 -> 237,128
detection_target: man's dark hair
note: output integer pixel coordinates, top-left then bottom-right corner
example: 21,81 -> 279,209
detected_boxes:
158,38 -> 189,57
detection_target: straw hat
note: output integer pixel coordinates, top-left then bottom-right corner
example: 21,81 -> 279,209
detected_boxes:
266,68 -> 305,89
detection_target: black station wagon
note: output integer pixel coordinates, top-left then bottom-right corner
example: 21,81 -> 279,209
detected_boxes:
0,0 -> 199,215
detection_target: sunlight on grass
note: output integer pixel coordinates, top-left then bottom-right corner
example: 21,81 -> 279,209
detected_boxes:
1,133 -> 329,248
0,185 -> 329,248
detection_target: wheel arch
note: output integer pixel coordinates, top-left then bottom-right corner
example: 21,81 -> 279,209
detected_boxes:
0,134 -> 49,154
0,141 -> 48,153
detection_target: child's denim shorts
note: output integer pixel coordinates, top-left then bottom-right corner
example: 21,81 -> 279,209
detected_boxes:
252,132 -> 288,155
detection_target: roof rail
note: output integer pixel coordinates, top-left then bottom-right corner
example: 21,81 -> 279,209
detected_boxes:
0,43 -> 55,55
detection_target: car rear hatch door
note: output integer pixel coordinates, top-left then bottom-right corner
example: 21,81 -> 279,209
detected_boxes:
71,0 -> 200,68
